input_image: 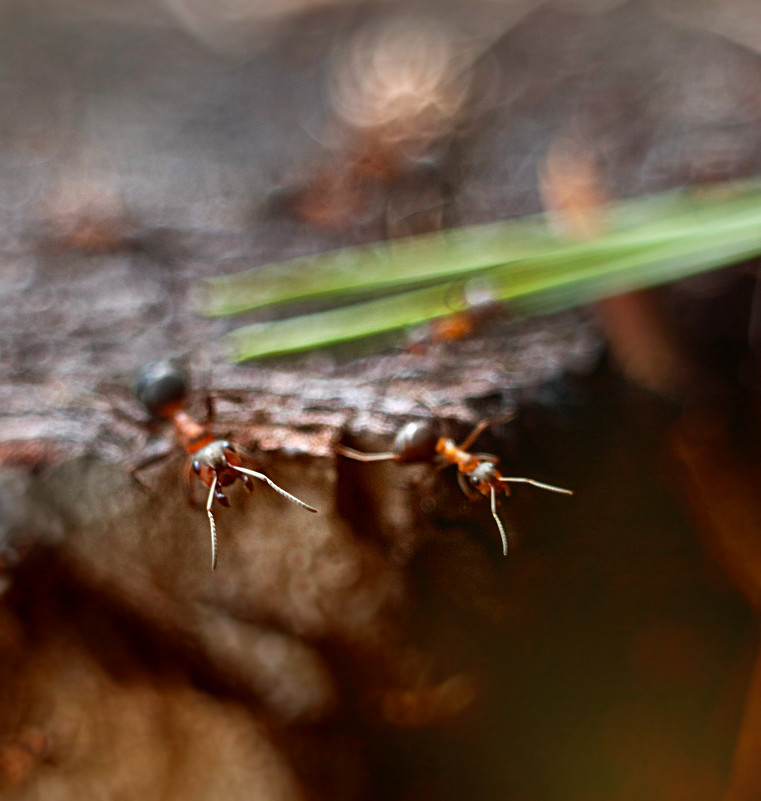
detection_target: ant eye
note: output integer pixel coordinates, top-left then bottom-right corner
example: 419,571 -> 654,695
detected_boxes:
470,475 -> 480,487
223,441 -> 234,451
192,460 -> 201,474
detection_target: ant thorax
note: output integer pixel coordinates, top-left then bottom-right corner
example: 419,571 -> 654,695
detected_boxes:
434,437 -> 456,458
435,437 -> 479,473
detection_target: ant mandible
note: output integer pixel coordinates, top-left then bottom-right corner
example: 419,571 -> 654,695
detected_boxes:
133,360 -> 317,570
336,416 -> 572,556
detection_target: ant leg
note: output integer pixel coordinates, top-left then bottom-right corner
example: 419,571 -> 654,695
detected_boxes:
128,443 -> 174,492
457,419 -> 492,452
472,452 -> 499,464
241,474 -> 254,492
335,444 -> 398,462
457,412 -> 516,452
499,477 -> 573,495
490,486 -> 509,556
457,471 -> 481,502
204,393 -> 215,425
214,486 -> 230,507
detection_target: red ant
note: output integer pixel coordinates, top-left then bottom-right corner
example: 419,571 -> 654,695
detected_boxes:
336,417 -> 572,555
133,360 -> 317,570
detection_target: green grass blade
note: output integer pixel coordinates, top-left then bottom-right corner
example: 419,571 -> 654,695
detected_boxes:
225,205 -> 761,361
197,182 -> 761,317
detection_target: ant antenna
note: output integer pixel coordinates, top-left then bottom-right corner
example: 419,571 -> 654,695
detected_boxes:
230,466 -> 318,513
499,477 -> 573,495
490,486 -> 509,556
206,475 -> 219,570
335,444 -> 398,462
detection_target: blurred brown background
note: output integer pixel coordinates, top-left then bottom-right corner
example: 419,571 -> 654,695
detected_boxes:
3,1 -> 761,800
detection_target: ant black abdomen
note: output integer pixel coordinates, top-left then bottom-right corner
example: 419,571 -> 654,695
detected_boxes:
133,359 -> 190,420
392,420 -> 440,462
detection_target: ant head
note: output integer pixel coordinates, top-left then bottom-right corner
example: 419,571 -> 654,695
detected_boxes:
469,461 -> 499,495
193,441 -> 231,473
393,420 -> 440,462
134,359 -> 189,419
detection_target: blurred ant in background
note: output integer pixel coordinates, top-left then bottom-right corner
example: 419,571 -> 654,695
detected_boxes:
273,16 -> 472,235
337,416 -> 572,555
133,360 -> 317,570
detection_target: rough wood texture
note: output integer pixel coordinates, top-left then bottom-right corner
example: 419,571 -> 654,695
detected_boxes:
7,0 -> 761,460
